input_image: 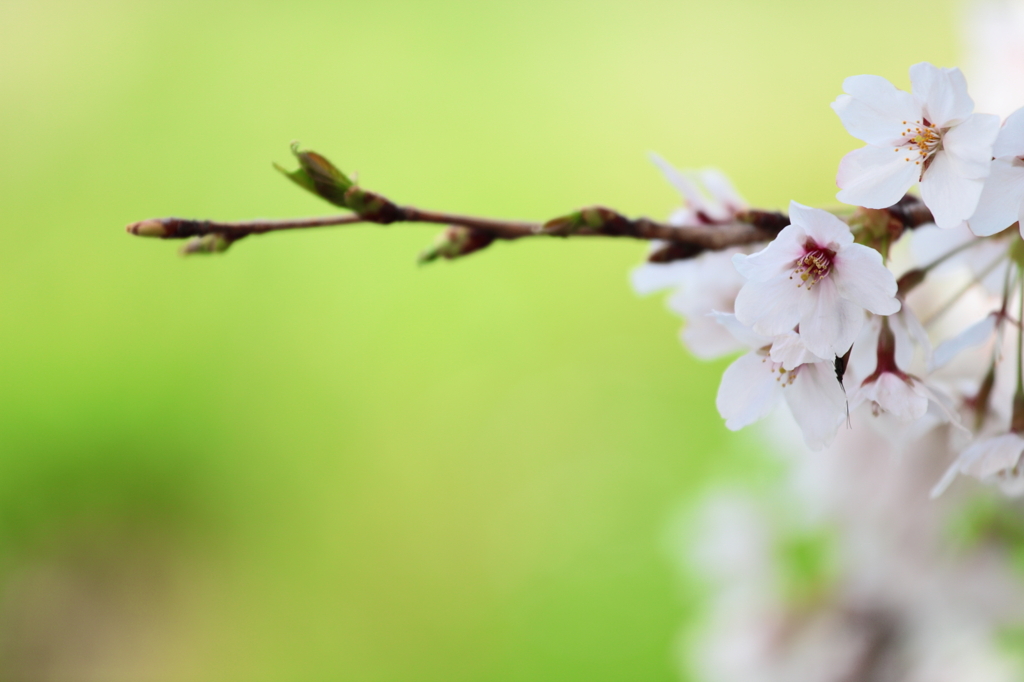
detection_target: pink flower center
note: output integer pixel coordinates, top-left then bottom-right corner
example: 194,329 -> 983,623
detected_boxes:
791,242 -> 835,289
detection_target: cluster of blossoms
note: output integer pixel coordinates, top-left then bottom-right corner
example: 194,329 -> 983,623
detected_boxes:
636,62 -> 1024,498
675,421 -> 1024,682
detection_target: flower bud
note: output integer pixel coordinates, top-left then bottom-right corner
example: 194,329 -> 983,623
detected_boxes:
418,227 -> 495,264
849,207 -> 902,248
343,186 -> 402,223
275,142 -> 354,208
179,234 -> 234,256
543,207 -> 628,236
126,219 -> 171,238
276,144 -> 403,222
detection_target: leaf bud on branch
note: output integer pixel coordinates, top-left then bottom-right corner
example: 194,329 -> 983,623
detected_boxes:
418,227 -> 496,264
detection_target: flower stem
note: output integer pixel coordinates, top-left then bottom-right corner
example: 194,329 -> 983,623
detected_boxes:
1013,265 -> 1024,433
923,254 -> 1007,327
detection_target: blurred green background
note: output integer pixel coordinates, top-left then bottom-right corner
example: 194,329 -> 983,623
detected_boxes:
0,1 -> 961,679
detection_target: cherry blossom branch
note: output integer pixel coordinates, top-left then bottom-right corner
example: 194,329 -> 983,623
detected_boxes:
124,145 -> 935,261
125,208 -> 791,250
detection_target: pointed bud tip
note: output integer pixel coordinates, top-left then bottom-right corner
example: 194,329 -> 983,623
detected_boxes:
126,219 -> 167,238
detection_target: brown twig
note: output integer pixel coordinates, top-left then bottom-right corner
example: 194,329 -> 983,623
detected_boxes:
125,143 -> 934,262
125,214 -> 364,239
126,206 -> 790,253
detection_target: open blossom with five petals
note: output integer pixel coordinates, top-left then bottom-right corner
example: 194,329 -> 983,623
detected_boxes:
967,106 -> 1024,237
732,202 -> 901,360
832,62 -> 1000,228
713,313 -> 848,450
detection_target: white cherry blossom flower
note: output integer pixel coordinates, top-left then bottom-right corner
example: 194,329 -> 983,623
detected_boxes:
854,372 -> 930,420
845,308 -> 932,387
964,0 -> 1024,117
850,319 -> 962,427
632,249 -> 748,359
733,202 -> 901,360
931,432 -> 1024,498
713,313 -> 848,450
632,158 -> 749,359
832,62 -> 1000,228
967,106 -> 1024,237
854,370 -> 963,426
647,153 -> 746,226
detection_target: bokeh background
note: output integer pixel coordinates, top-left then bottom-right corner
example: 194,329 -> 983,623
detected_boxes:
0,1 -> 965,679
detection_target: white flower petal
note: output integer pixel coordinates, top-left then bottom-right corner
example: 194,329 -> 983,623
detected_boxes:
942,112 -> 1000,179
854,373 -> 929,421
731,227 -> 804,282
649,152 -> 708,213
769,331 -> 826,371
733,275 -> 803,337
846,316 -> 881,385
901,306 -> 933,369
787,202 -> 854,248
961,433 -> 1024,480
667,207 -> 701,227
915,381 -> 968,434
630,261 -> 688,295
798,278 -> 865,358
830,243 -> 901,315
998,477 -> 1024,497
909,63 -> 974,126
716,351 -> 782,430
832,75 -> 921,146
783,362 -> 847,450
836,145 -> 920,209
682,316 -> 745,360
697,169 -> 746,214
993,106 -> 1024,158
930,314 -> 998,371
966,158 -> 1024,236
666,252 -> 745,317
935,435 -> 1024,498
911,222 -> 973,266
709,311 -> 772,350
919,151 -> 987,228
932,454 -> 973,498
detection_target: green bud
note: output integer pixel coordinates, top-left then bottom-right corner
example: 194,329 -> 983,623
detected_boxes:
179,233 -> 233,256
542,210 -> 584,235
849,207 -> 900,247
543,207 -> 627,235
343,186 -> 402,223
275,143 -> 403,222
275,142 -> 354,208
417,227 -> 495,264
